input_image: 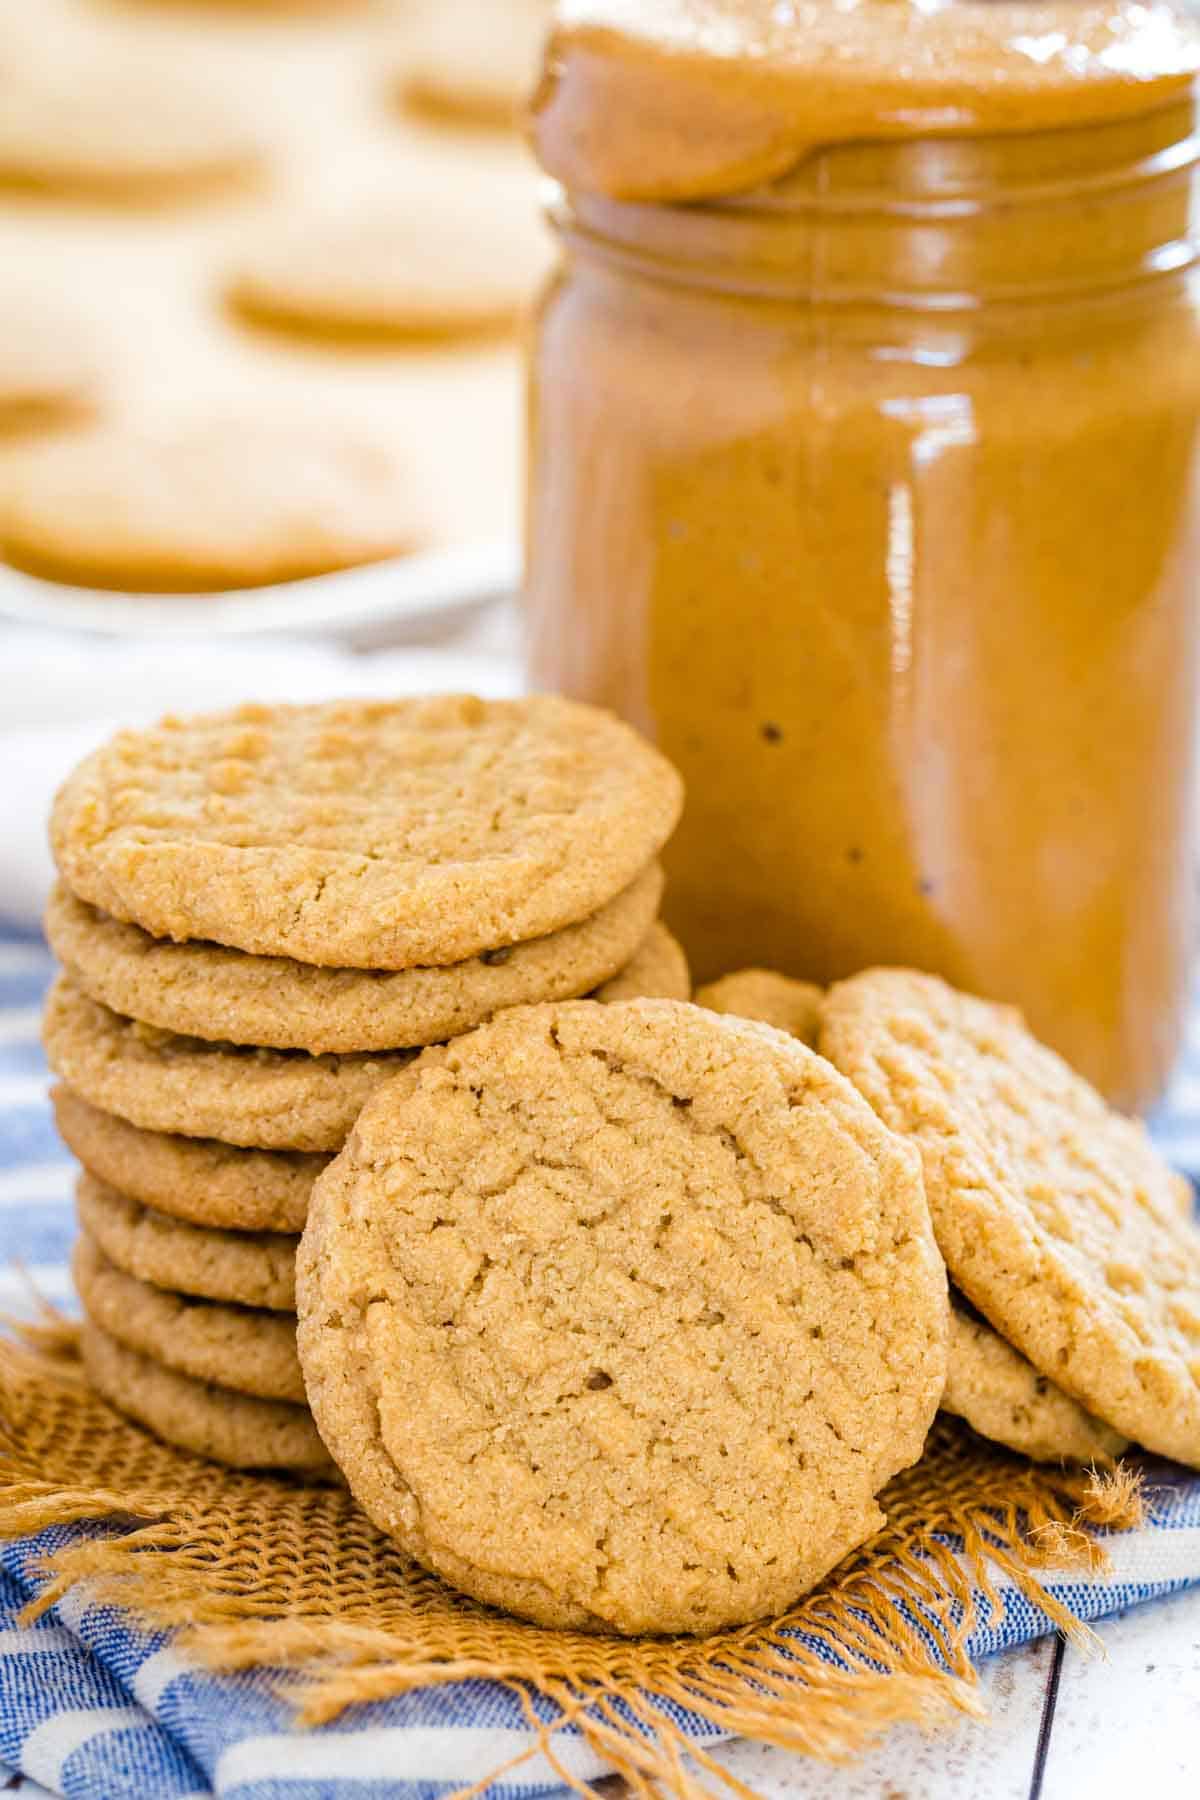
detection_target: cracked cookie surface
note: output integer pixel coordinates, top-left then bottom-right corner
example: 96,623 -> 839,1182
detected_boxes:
820,969 -> 1200,1468
74,1232 -> 302,1403
53,1086 -> 325,1233
47,866 -> 662,1053
298,998 -> 947,1635
77,1170 -> 298,1313
82,1324 -> 329,1475
51,696 -> 683,968
44,973 -> 412,1152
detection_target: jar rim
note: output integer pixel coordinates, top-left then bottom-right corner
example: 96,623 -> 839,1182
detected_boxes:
725,120 -> 1200,223
547,100 -> 1200,309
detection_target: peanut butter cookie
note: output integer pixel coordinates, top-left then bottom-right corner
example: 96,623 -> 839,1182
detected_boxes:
44,974 -> 413,1153
82,1325 -> 329,1475
53,1087 -> 324,1234
592,921 -> 690,1003
0,419 -> 422,593
74,1233 -> 302,1403
46,866 -> 662,1053
298,999 -> 947,1635
724,971 -> 1128,1459
0,57 -> 261,200
76,1171 -> 297,1313
228,183 -> 552,343
51,697 -> 683,967
400,0 -> 549,129
945,1295 -> 1127,1465
821,970 -> 1200,1468
0,291 -> 101,435
695,969 -> 823,1046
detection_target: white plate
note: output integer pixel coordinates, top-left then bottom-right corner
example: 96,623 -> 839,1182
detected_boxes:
0,538 -> 520,647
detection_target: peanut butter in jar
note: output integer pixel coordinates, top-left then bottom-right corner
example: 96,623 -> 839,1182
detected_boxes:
526,0 -> 1200,1113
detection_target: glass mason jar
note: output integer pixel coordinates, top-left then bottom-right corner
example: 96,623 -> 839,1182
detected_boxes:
526,99 -> 1200,1114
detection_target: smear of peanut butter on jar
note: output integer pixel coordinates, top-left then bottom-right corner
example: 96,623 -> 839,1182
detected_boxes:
533,0 -> 1200,201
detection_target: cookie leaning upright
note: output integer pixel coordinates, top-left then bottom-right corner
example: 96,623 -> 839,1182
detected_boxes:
820,970 -> 1200,1468
297,999 -> 948,1636
50,696 -> 683,967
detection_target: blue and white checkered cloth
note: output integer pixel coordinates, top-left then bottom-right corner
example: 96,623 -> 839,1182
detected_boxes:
2,925 -> 1199,1799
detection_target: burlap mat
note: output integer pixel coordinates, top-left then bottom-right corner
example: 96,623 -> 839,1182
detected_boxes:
0,1322 -> 1143,1799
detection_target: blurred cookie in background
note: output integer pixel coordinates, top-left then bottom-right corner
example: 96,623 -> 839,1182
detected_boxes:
397,0 -> 551,131
226,173 -> 555,344
0,42 -> 265,202
0,413 -> 426,591
0,288 -> 105,435
695,969 -> 824,1047
592,923 -> 691,1003
105,0 -> 373,19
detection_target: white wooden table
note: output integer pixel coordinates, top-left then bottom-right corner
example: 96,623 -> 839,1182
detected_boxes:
698,1587 -> 1200,1799
3,1587 -> 1197,1797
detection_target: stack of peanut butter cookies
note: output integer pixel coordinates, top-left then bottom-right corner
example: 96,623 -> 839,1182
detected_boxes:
43,694 -> 685,1474
39,693 -> 1200,1639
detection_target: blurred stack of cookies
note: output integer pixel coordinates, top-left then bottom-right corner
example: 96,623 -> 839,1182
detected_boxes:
42,694 -> 687,1474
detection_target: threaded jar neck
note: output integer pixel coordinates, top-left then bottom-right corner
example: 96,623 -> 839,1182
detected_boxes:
551,99 -> 1200,308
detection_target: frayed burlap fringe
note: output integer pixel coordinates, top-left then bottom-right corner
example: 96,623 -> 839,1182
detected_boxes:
0,1329 -> 1143,1800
